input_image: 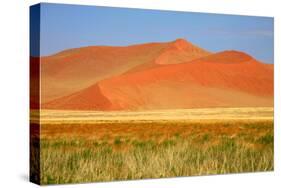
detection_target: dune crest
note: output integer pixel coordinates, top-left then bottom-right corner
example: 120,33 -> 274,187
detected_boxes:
154,38 -> 211,65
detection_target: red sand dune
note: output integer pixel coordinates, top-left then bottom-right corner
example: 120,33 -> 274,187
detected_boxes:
40,42 -> 166,103
30,57 -> 40,109
40,39 -> 210,104
43,43 -> 274,110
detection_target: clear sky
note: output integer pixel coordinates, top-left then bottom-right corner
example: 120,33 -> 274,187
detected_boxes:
32,3 -> 274,63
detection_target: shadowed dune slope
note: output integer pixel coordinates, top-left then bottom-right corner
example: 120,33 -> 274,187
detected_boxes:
43,50 -> 273,111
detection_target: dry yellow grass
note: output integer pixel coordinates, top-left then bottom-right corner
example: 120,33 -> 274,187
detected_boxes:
31,107 -> 273,124
30,107 -> 274,184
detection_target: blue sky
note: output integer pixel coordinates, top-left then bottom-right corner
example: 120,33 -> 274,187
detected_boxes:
32,3 -> 274,63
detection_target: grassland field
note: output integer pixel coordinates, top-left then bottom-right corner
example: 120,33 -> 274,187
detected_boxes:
30,107 -> 274,184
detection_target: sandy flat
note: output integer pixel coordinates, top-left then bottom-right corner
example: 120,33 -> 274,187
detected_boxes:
30,107 -> 273,125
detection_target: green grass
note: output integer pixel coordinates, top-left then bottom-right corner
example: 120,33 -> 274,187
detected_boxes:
258,134 -> 274,145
